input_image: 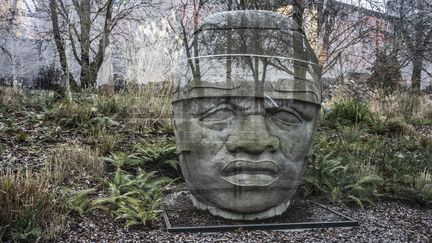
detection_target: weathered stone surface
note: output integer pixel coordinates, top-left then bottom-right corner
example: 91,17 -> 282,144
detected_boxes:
173,10 -> 322,220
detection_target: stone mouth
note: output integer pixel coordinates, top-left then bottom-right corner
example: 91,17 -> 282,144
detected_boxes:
221,160 -> 280,187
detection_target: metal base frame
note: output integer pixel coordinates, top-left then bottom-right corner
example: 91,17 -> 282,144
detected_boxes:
163,202 -> 359,233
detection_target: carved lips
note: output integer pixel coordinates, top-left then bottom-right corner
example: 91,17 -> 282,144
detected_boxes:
221,160 -> 280,187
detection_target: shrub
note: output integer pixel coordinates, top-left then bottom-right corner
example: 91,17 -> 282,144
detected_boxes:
301,129 -> 383,207
0,170 -> 65,241
301,125 -> 432,207
367,50 -> 402,93
32,66 -> 62,90
324,98 -> 373,127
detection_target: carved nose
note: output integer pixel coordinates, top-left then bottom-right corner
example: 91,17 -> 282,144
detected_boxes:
225,115 -> 280,154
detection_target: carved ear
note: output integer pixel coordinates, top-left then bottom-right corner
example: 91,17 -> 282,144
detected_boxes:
307,109 -> 321,157
172,118 -> 178,131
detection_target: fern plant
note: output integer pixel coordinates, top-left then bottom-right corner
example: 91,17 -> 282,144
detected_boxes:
103,152 -> 141,170
130,138 -> 179,174
301,130 -> 384,208
62,188 -> 96,216
92,156 -> 172,228
136,145 -> 177,169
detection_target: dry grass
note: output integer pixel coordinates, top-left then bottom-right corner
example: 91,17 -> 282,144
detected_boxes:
416,170 -> 432,191
377,118 -> 432,147
125,82 -> 173,132
369,90 -> 432,120
0,87 -> 23,108
47,144 -> 104,185
54,102 -> 94,127
0,170 -> 65,241
419,134 -> 432,147
89,128 -> 124,155
41,82 -> 173,133
385,118 -> 416,135
93,93 -> 130,116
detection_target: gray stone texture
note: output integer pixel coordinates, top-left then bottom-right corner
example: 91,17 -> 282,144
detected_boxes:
173,10 -> 322,220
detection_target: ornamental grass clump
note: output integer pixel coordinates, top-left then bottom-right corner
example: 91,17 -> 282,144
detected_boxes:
125,82 -> 173,133
0,170 -> 65,241
0,87 -> 23,109
369,90 -> 432,121
94,93 -> 131,117
47,101 -> 95,129
88,127 -> 124,155
47,144 -> 104,185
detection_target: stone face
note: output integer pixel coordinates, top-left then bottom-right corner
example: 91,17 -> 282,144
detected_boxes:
172,10 -> 322,220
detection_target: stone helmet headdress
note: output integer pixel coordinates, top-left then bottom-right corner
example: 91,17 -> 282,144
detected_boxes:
174,10 -> 322,106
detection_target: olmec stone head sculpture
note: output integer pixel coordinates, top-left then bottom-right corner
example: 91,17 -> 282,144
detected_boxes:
173,10 -> 322,220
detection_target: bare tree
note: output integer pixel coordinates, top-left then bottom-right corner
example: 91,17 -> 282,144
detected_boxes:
37,0 -> 157,88
49,0 -> 74,87
0,0 -> 53,87
388,0 -> 432,90
0,0 -> 22,63
171,0 -> 298,78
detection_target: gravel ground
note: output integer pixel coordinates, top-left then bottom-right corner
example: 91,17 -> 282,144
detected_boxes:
58,197 -> 431,242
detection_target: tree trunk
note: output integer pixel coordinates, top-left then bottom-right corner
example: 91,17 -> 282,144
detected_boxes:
317,2 -> 335,69
410,0 -> 425,91
411,54 -> 423,90
49,0 -> 76,91
90,0 -> 114,87
293,0 -> 306,82
191,1 -> 202,81
78,0 -> 92,88
226,0 -> 233,84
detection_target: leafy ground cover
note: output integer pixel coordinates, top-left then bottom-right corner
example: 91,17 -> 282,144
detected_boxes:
302,98 -> 432,207
0,86 -> 431,241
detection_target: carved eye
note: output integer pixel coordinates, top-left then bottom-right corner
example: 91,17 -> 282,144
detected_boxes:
200,108 -> 235,123
271,110 -> 303,126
